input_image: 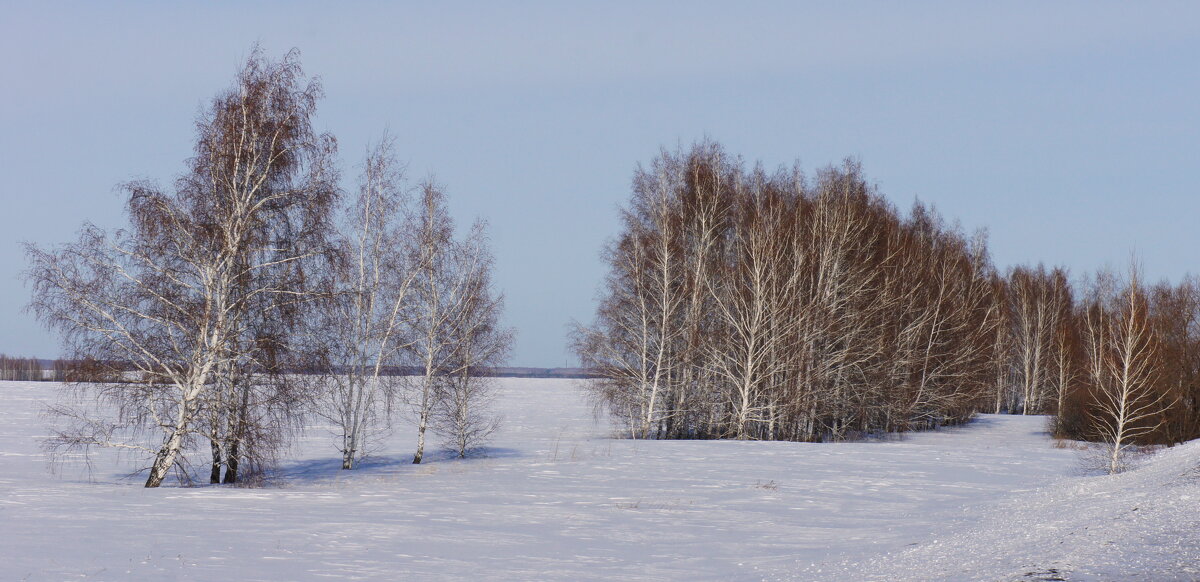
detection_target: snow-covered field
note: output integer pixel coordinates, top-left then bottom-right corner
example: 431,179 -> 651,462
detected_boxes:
1,379 -> 1196,581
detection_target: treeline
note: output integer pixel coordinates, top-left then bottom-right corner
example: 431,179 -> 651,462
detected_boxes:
577,141 -> 1198,462
0,355 -> 50,381
574,142 -> 1001,441
1,360 -> 585,381
0,356 -> 110,382
462,367 -> 601,379
26,47 -> 510,487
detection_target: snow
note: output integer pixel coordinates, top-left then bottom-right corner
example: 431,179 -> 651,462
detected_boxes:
0,379 -> 1196,580
837,435 -> 1200,581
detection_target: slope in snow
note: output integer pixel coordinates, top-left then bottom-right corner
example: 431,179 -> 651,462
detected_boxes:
829,437 -> 1200,581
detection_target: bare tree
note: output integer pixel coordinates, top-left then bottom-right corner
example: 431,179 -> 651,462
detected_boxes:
25,47 -> 337,487
572,154 -> 688,439
404,182 -> 511,463
405,183 -> 453,464
986,275 -> 1016,414
1057,271 -> 1200,449
1081,265 -> 1172,473
310,136 -> 419,469
572,143 -> 738,440
431,223 -> 513,458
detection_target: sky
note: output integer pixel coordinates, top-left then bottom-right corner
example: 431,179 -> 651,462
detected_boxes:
2,2 -> 1198,366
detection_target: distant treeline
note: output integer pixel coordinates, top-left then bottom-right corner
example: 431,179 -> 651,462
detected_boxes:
0,356 -> 599,382
0,356 -> 131,382
0,355 -> 50,381
481,367 -> 600,379
304,366 -> 598,379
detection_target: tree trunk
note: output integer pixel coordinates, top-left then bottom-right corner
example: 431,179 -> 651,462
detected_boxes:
145,428 -> 186,488
223,441 -> 239,484
342,440 -> 356,469
413,416 -> 427,464
209,440 -> 223,484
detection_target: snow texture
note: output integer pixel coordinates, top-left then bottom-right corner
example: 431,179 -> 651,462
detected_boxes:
0,379 -> 1195,581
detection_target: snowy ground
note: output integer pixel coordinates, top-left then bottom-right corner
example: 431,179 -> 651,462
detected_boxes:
0,379 -> 1196,581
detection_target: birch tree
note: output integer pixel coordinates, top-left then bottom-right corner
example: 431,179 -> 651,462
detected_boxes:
573,154 -> 689,439
311,137 -> 418,469
1082,266 -> 1171,473
405,183 -> 511,463
27,47 -> 337,487
1058,271 -> 1200,449
431,223 -> 513,458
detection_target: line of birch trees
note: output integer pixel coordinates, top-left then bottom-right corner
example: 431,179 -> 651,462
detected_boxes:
576,142 -> 1199,462
574,142 -> 1002,441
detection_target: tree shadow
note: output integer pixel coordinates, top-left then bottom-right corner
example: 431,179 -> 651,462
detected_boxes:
272,446 -> 527,484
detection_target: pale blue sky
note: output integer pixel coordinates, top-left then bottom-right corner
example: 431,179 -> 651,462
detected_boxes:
2,2 -> 1198,366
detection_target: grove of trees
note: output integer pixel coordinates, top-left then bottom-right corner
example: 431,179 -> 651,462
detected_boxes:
575,141 -> 1199,472
24,47 -> 510,487
574,143 -> 1001,442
